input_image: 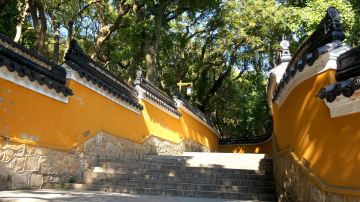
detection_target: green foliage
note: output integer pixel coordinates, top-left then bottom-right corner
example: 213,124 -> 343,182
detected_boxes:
209,71 -> 271,138
1,0 -> 360,138
0,0 -> 19,37
69,176 -> 76,183
298,0 -> 356,44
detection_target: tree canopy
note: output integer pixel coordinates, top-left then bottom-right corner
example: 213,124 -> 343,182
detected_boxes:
1,0 -> 359,138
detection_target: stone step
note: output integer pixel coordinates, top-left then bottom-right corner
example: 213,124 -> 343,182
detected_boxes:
99,161 -> 273,172
45,183 -> 276,201
91,178 -> 274,187
75,153 -> 276,200
84,170 -> 274,182
88,178 -> 275,193
181,152 -> 273,159
95,164 -> 272,176
113,157 -> 272,163
146,153 -> 273,170
144,155 -> 273,164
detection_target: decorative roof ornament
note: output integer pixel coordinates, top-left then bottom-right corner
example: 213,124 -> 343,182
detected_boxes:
280,38 -> 291,63
328,7 -> 340,21
134,69 -> 181,117
134,69 -> 143,85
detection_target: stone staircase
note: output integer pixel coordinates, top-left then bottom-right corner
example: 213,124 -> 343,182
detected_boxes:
48,153 -> 276,201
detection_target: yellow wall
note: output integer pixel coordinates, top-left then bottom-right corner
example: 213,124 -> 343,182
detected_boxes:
0,78 -> 219,151
272,69 -> 360,188
218,140 -> 272,154
179,109 -> 219,150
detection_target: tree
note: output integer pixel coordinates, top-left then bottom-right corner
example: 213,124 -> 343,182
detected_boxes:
91,0 -> 131,61
3,0 -> 359,138
28,0 -> 47,54
0,0 -> 20,38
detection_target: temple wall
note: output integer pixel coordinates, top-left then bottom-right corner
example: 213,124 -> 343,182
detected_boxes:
272,69 -> 360,189
0,35 -> 220,190
178,108 -> 219,150
270,41 -> 360,199
273,144 -> 360,202
0,75 -> 218,152
218,140 -> 272,154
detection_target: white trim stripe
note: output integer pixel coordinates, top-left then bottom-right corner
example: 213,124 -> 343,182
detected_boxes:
325,93 -> 360,118
142,96 -> 180,119
175,100 -> 220,137
275,45 -> 351,108
0,66 -> 69,103
63,64 -> 141,114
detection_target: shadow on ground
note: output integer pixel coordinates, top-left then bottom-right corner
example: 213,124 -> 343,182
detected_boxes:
0,189 -> 248,202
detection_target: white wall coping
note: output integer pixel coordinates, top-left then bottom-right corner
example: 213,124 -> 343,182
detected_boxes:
325,93 -> 360,118
0,66 -> 69,103
135,85 -> 180,119
269,62 -> 289,84
273,43 -> 351,108
63,64 -> 141,114
174,99 -> 221,138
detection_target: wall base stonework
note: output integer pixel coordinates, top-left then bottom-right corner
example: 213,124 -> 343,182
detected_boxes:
143,136 -> 211,155
0,132 -> 210,190
273,148 -> 360,202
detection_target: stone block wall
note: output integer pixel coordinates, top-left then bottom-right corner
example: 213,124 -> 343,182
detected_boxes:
273,150 -> 360,202
0,132 -> 210,190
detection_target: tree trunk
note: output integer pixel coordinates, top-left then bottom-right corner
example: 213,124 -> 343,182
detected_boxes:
200,65 -> 232,111
144,0 -> 169,84
53,18 -> 60,62
36,0 -> 47,55
91,0 -> 130,60
67,21 -> 74,48
14,1 -> 29,43
92,26 -> 109,59
28,0 -> 47,55
127,3 -> 145,84
145,43 -> 158,83
199,44 -> 240,111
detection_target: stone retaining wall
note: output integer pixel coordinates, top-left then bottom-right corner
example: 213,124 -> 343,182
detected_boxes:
273,149 -> 360,202
0,132 -> 210,190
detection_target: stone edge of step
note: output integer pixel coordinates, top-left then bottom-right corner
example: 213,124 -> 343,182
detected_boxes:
43,183 -> 276,200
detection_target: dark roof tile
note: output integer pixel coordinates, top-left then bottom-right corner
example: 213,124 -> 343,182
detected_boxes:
64,40 -> 142,110
274,7 -> 345,101
0,33 -> 72,97
134,71 -> 180,116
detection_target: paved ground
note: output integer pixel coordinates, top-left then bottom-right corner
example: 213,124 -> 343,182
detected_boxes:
0,189 -> 254,202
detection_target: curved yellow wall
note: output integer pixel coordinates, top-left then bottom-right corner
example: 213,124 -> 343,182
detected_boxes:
218,140 -> 272,154
0,78 -> 219,151
272,69 -> 360,188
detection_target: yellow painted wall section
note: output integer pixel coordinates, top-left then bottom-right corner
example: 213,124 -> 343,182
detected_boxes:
140,99 -> 183,143
178,109 -> 219,150
218,140 -> 272,154
272,69 -> 360,188
0,78 -> 219,150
